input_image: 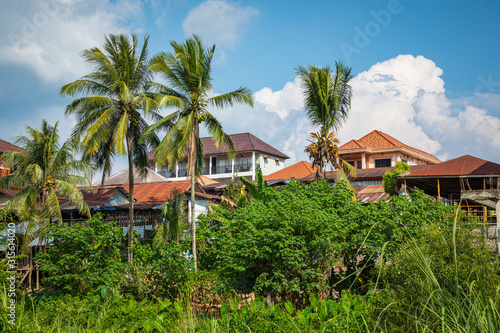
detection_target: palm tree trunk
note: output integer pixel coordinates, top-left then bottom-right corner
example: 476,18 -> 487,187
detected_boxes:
126,131 -> 134,264
189,126 -> 198,271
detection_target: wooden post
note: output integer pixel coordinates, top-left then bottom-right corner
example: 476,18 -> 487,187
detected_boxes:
496,199 -> 500,253
404,179 -> 407,196
437,179 -> 441,200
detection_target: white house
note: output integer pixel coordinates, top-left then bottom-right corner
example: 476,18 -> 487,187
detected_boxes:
148,133 -> 290,182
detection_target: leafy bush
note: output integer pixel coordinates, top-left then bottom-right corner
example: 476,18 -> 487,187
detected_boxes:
123,241 -> 192,300
35,213 -> 125,295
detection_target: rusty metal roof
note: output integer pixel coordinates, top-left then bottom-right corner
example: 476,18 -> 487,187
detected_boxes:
355,185 -> 389,203
402,155 -> 500,178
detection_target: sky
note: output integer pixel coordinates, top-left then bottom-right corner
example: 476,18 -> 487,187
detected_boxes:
1,0 -> 500,175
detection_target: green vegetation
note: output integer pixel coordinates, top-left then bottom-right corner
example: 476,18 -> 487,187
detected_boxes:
61,34 -> 162,263
383,160 -> 410,195
144,34 -> 254,270
0,120 -> 92,251
297,62 -> 355,182
0,34 -> 498,333
2,185 -> 499,332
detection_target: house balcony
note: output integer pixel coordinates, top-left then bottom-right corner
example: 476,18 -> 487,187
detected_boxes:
158,163 -> 257,181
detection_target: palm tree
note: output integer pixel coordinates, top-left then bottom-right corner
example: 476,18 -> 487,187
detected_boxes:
60,34 -> 161,263
0,120 -> 92,252
153,189 -> 188,246
145,35 -> 253,270
296,62 -> 355,182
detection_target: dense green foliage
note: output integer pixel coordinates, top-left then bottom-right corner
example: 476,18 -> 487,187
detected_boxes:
0,120 -> 91,251
205,180 -> 456,302
382,161 -> 410,195
35,214 -> 125,295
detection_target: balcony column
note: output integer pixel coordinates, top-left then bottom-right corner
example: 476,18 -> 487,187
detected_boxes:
209,158 -> 212,176
361,153 -> 366,169
252,151 -> 256,181
175,163 -> 179,178
231,157 -> 235,175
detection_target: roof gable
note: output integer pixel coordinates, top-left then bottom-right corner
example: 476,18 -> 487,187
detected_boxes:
264,161 -> 317,181
339,130 -> 440,162
95,168 -> 169,186
0,139 -> 26,154
147,133 -> 289,161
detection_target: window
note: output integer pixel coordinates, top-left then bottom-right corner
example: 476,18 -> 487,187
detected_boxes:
264,157 -> 268,166
276,160 -> 280,167
375,158 -> 391,168
401,159 -> 407,163
347,161 -> 355,167
357,160 -> 362,169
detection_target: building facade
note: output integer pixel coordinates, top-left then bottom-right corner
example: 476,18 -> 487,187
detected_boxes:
338,130 -> 441,170
148,133 -> 289,182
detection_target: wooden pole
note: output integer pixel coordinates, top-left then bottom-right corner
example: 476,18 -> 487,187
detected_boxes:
437,179 -> 441,200
404,179 -> 407,196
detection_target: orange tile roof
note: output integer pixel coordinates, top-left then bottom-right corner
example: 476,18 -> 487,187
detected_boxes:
339,130 -> 439,162
264,161 -> 317,181
123,181 -> 192,204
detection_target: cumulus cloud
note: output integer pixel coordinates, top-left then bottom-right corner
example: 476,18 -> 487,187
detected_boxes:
0,0 -> 142,83
217,54 -> 500,167
182,0 -> 259,48
254,77 -> 304,119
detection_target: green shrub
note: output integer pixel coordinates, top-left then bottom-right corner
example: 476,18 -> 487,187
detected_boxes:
35,213 -> 125,295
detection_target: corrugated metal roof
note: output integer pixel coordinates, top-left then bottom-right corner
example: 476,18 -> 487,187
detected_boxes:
402,155 -> 500,177
95,168 -> 169,186
355,185 -> 389,203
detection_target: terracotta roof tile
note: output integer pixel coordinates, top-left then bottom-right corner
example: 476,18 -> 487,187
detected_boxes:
339,130 -> 439,162
123,181 -> 192,204
264,161 -> 317,181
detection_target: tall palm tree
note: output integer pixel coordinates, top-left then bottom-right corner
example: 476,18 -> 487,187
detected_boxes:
60,34 -> 161,263
0,120 -> 92,252
145,35 -> 253,270
296,62 -> 355,182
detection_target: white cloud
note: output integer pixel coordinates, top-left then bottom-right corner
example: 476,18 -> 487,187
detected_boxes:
254,77 -> 304,119
182,0 -> 259,48
0,0 -> 142,83
218,54 -> 500,166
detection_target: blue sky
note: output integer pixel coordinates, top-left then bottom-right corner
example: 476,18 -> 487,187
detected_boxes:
1,0 -> 500,175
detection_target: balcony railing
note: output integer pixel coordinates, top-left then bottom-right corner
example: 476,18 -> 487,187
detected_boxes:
160,163 -> 256,178
234,163 -> 253,173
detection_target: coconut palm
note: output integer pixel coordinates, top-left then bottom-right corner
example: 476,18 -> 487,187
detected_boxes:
296,62 -> 355,181
60,34 -> 161,263
153,189 -> 187,246
145,35 -> 253,270
0,120 -> 92,252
